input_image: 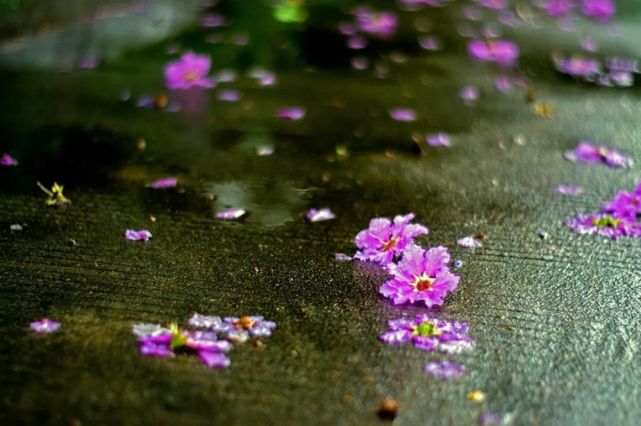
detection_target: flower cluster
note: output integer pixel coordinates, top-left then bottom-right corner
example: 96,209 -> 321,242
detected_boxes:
134,314 -> 275,369
566,182 -> 641,239
354,214 -> 460,308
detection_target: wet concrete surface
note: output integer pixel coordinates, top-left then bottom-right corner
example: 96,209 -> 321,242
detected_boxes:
1,1 -> 641,425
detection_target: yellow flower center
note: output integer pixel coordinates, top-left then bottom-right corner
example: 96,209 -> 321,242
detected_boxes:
185,70 -> 199,82
383,237 -> 399,252
413,273 -> 435,292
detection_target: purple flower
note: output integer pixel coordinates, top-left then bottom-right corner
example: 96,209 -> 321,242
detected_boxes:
201,13 -> 226,28
389,108 -> 417,122
149,177 -> 177,189
249,69 -> 277,86
125,229 -> 152,241
555,185 -> 584,196
379,314 -> 473,353
198,351 -> 231,368
553,55 -> 601,78
581,0 -> 615,22
0,153 -> 18,166
426,133 -> 452,147
306,208 -> 336,222
468,39 -> 519,66
564,141 -> 632,168
134,323 -> 231,368
565,213 -> 639,239
543,0 -> 574,17
276,107 -> 305,121
78,56 -> 99,69
354,213 -> 429,265
479,412 -> 512,426
347,36 -> 367,50
215,208 -> 247,220
219,316 -> 276,343
30,318 -> 61,334
217,89 -> 241,102
459,86 -> 479,102
602,191 -> 641,221
424,360 -> 467,379
457,236 -> 482,249
164,52 -> 215,90
353,8 -> 398,39
379,244 -> 460,307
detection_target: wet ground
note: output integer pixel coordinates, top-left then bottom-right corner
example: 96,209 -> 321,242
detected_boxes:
1,1 -> 641,425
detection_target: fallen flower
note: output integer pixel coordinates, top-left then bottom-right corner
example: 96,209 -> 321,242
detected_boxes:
389,108 -> 417,122
354,213 -> 429,265
457,236 -> 482,249
426,133 -> 452,147
468,39 -> 519,66
164,51 -> 215,90
217,89 -> 241,102
125,229 -> 152,241
215,208 -> 247,220
564,141 -> 632,168
379,244 -> 460,307
30,318 -> 61,334
276,107 -> 305,121
565,213 -> 638,239
306,208 -> 336,222
424,360 -> 467,379
379,314 -> 473,353
459,86 -> 479,102
555,185 -> 584,196
135,323 -> 231,368
149,177 -> 177,189
581,0 -> 615,22
0,153 -> 18,166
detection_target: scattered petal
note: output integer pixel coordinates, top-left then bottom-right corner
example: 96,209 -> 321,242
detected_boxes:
555,185 -> 584,196
335,253 -> 353,262
389,108 -> 417,122
276,107 -> 305,121
424,360 -> 467,379
149,177 -> 178,189
216,208 -> 247,220
30,318 -> 61,334
426,133 -> 452,147
125,229 -> 152,241
198,351 -> 231,368
164,51 -> 215,90
0,153 -> 18,166
457,236 -> 482,249
306,208 -> 336,222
